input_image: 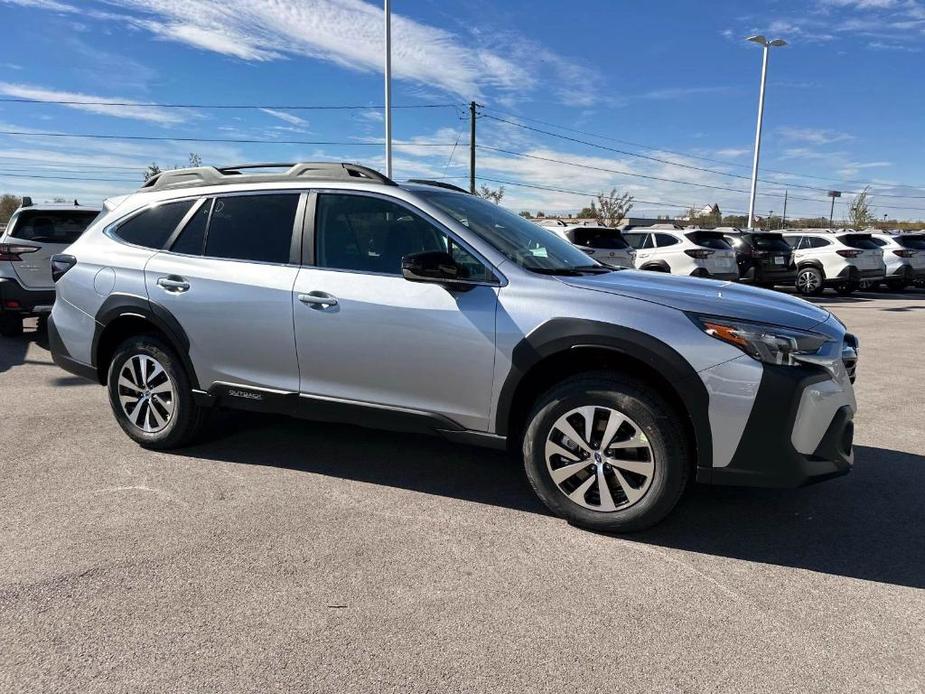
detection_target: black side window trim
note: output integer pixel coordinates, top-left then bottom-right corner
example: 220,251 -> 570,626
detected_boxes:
106,197 -> 200,251
304,189 -> 503,285
164,197 -> 209,252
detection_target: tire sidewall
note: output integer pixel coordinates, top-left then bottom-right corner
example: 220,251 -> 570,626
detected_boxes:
523,377 -> 688,532
107,336 -> 195,448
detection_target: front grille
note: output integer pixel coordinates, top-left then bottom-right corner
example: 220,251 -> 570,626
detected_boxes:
842,333 -> 859,383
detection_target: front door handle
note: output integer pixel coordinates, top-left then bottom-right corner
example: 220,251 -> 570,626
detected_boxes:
157,276 -> 190,292
298,292 -> 338,309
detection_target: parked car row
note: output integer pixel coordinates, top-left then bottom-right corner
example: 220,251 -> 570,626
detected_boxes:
545,221 -> 925,297
0,163 -> 863,532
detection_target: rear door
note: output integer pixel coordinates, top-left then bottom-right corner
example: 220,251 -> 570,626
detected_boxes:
144,192 -> 303,392
4,209 -> 99,288
630,233 -> 656,267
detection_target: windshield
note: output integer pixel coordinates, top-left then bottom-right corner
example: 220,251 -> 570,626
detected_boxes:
6,209 -> 99,244
838,233 -> 881,250
743,233 -> 791,252
897,235 -> 925,250
685,231 -> 732,250
569,227 -> 630,250
417,191 -> 608,273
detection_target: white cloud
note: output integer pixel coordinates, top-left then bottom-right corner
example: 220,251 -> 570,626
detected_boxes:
259,108 -> 309,127
715,148 -> 752,158
777,126 -> 855,145
0,82 -> 186,125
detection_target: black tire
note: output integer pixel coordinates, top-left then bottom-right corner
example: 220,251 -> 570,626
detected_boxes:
795,267 -> 824,296
886,279 -> 907,292
0,314 -> 23,337
107,335 -> 205,450
835,282 -> 858,296
522,372 -> 690,533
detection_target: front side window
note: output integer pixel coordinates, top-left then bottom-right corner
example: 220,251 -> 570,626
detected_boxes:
315,193 -> 491,281
7,209 -> 100,244
115,200 -> 195,249
415,190 -> 606,274
204,194 -> 299,264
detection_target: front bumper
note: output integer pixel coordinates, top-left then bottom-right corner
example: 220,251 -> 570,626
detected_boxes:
0,277 -> 55,315
700,364 -> 856,488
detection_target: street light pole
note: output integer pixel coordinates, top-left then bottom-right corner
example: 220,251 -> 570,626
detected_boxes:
746,35 -> 787,230
384,0 -> 393,179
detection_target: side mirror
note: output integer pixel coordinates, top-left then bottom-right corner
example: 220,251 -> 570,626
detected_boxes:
401,251 -> 463,284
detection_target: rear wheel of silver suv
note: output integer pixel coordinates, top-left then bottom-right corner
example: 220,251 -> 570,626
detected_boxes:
107,335 -> 205,450
522,373 -> 690,533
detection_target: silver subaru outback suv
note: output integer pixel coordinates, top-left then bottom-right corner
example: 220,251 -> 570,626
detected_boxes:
49,163 -> 859,532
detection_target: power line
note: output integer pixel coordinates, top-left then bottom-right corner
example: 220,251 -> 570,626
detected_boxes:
481,106 -> 925,195
0,129 -> 457,147
0,97 -> 461,111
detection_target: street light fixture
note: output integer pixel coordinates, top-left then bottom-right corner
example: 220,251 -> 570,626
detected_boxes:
745,35 -> 787,230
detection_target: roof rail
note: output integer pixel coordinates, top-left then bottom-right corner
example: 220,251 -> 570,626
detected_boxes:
406,179 -> 471,193
140,162 -> 396,192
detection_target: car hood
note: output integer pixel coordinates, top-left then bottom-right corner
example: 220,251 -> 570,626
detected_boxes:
561,270 -> 831,331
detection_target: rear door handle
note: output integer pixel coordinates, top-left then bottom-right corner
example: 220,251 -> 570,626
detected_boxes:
157,276 -> 190,292
298,292 -> 338,309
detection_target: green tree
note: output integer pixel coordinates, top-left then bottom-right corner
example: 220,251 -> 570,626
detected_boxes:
143,162 -> 162,182
518,210 -> 533,218
0,194 -> 22,224
576,201 -> 597,219
847,186 -> 875,229
476,184 -> 505,205
595,188 -> 634,227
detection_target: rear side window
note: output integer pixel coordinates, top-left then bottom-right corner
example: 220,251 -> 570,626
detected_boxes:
8,209 -> 100,244
171,200 -> 211,255
204,194 -> 299,264
655,233 -> 680,247
745,233 -> 791,252
897,235 -> 925,250
684,231 -> 729,249
115,200 -> 195,249
838,234 -> 880,250
570,228 -> 630,249
805,236 -> 831,249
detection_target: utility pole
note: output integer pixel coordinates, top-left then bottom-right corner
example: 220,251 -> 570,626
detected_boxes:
781,190 -> 788,229
828,190 -> 841,228
383,0 -> 392,178
469,101 -> 480,194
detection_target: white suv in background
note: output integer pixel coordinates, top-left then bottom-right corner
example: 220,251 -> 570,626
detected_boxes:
551,225 -> 636,269
0,197 -> 101,336
783,230 -> 886,296
622,225 -> 738,281
868,230 -> 925,291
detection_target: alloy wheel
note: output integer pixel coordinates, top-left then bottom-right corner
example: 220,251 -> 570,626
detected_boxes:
797,269 -> 820,293
117,354 -> 176,433
545,405 -> 655,512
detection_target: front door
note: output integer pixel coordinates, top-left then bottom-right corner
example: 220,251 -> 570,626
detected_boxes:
293,192 -> 498,431
145,193 -> 303,392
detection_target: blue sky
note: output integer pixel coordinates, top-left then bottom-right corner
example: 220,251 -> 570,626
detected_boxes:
0,0 -> 923,220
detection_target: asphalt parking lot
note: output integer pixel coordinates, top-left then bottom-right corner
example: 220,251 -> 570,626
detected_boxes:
1,289 -> 923,693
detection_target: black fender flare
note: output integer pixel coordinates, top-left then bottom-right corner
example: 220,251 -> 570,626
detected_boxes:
495,318 -> 713,471
92,293 -> 199,388
796,259 -> 825,278
640,260 -> 671,273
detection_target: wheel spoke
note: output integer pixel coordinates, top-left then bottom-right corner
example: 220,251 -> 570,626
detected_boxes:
608,457 -> 654,478
550,460 -> 590,484
149,400 -> 167,428
567,474 -> 596,504
118,375 -> 142,393
150,380 -> 173,395
599,409 -> 626,451
146,360 -> 165,387
131,399 -> 148,428
607,431 -> 648,450
612,468 -> 645,504
596,466 -> 617,512
577,406 -> 597,444
555,418 -> 592,455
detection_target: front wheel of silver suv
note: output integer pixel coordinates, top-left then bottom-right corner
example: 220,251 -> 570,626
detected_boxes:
107,335 -> 205,450
523,373 -> 690,533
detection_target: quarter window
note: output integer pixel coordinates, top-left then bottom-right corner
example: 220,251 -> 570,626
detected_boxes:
655,233 -> 680,247
114,200 -> 195,249
204,194 -> 299,264
315,193 -> 491,280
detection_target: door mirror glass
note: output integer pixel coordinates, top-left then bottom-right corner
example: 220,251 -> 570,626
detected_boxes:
401,250 -> 463,284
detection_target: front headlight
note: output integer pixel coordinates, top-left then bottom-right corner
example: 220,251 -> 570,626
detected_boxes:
691,315 -> 829,366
